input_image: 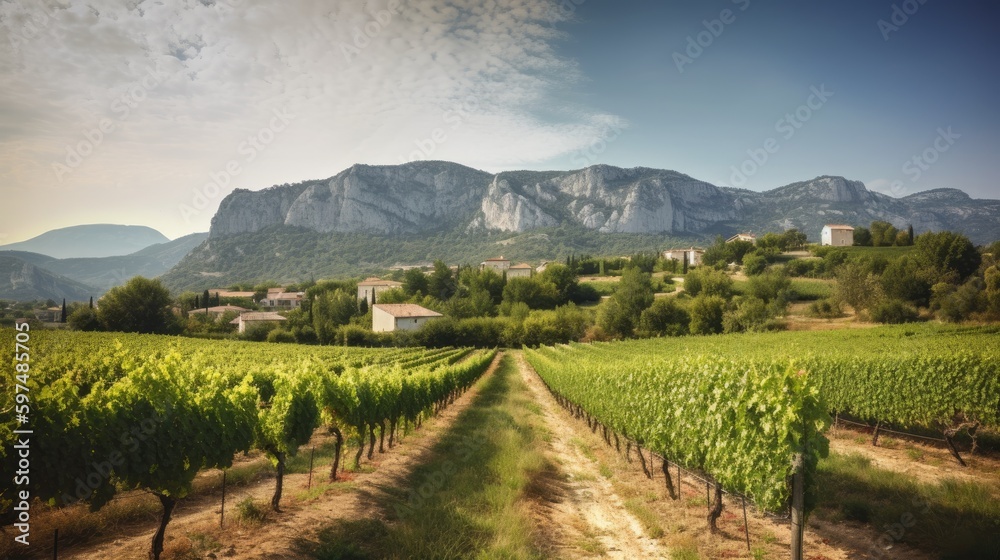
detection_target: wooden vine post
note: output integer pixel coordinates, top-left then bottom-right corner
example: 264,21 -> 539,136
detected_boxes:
790,451 -> 805,560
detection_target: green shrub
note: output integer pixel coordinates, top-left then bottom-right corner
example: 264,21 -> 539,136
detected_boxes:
637,298 -> 690,337
235,497 -> 267,526
742,251 -> 768,276
689,295 -> 726,335
265,328 -> 296,343
806,298 -> 844,319
722,296 -> 771,333
869,299 -> 920,324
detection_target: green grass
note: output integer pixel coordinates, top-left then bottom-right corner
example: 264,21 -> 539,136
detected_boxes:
815,452 -> 1000,559
731,277 -> 834,301
306,354 -> 556,560
623,498 -> 665,538
580,280 -> 618,296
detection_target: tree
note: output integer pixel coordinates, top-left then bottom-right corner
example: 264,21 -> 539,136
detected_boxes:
502,277 -> 558,310
358,297 -> 369,315
880,256 -> 932,307
60,299 -> 67,323
459,267 -> 505,303
202,289 -> 211,310
402,268 -> 429,297
68,307 -> 101,331
869,221 -> 894,247
853,227 -> 872,246
907,224 -> 914,246
742,251 -> 768,276
637,298 -> 690,337
683,268 -> 733,299
539,263 -> 579,304
595,267 -> 654,337
723,296 -> 771,333
834,262 -> 883,313
914,231 -> 981,283
428,260 -> 456,300
894,229 -> 911,247
781,229 -> 808,251
97,277 -> 177,334
313,289 -> 357,343
689,295 -> 726,335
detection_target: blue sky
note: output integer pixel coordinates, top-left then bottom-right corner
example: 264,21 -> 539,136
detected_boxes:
1,0 -> 997,242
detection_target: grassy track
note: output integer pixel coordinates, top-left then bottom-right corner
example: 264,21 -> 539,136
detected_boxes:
814,452 -> 1000,559
308,353 -> 555,560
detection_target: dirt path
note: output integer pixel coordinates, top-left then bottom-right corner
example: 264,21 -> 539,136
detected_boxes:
515,352 -> 669,559
56,353 -> 504,560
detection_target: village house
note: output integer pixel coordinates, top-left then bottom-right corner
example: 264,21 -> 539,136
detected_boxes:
507,263 -> 533,279
229,311 -> 287,333
357,277 -> 404,302
372,303 -> 443,332
822,224 -> 855,246
663,247 -> 704,267
189,305 -> 248,321
726,232 -> 756,244
208,289 -> 256,299
258,288 -> 304,309
480,256 -> 511,273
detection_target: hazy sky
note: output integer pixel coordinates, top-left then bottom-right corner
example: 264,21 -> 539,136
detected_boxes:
1,0 -> 997,243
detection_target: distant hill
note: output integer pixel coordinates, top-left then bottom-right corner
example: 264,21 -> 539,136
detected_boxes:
0,255 -> 95,301
0,233 -> 208,300
0,224 -> 169,259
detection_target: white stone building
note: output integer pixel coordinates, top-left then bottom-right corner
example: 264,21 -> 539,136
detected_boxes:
372,304 -> 443,332
821,225 -> 854,246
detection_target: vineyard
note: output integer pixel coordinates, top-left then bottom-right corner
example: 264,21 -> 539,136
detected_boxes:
0,330 -> 495,560
2,324 -> 999,559
525,323 -> 1000,557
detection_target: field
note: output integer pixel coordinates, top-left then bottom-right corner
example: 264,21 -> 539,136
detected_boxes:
2,324 -> 999,559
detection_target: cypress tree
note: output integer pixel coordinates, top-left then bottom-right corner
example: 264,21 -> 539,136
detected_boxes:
89,296 -> 93,309
907,224 -> 914,246
61,299 -> 67,323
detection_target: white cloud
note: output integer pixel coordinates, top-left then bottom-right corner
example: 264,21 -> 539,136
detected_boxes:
0,0 -> 621,240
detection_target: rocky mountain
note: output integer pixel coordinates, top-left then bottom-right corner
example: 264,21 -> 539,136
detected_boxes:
208,162 -> 1000,243
0,224 -> 170,259
159,161 -> 1000,291
0,255 -> 95,301
0,233 -> 208,300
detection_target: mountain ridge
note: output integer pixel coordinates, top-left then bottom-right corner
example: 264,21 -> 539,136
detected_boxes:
0,224 -> 169,259
206,161 -> 1000,244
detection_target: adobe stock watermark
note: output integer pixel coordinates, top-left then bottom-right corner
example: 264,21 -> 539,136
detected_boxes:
396,96 -> 480,163
179,108 -> 296,222
729,84 -> 834,187
51,66 -> 169,183
570,120 -> 625,168
393,430 -> 487,519
4,2 -> 64,54
339,0 -> 404,64
545,0 -> 587,29
673,0 -> 750,74
879,126 -> 959,196
877,0 -> 929,41
867,496 -> 932,559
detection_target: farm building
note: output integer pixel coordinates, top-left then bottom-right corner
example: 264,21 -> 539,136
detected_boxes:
663,248 -> 704,267
230,311 -> 287,333
481,256 -> 511,273
258,289 -> 304,309
208,289 -> 256,299
821,225 -> 855,246
189,305 -> 248,320
726,232 -> 756,244
372,303 -> 443,332
357,277 -> 403,302
507,263 -> 533,278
